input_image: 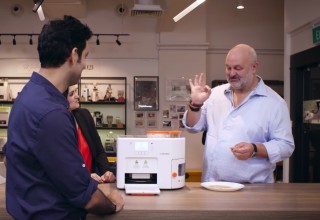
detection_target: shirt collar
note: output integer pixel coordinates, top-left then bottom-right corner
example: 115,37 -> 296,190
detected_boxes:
251,76 -> 268,97
30,71 -> 69,108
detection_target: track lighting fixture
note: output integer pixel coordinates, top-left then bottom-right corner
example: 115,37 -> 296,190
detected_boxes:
96,35 -> 100,45
13,35 -> 16,45
0,33 -> 38,46
32,0 -> 44,12
236,0 -> 244,9
29,35 -> 33,45
116,35 -> 121,46
32,0 -> 45,21
93,34 -> 129,46
0,33 -> 130,46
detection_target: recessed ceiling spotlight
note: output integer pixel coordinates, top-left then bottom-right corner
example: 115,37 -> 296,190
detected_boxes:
11,4 -> 24,16
115,3 -> 128,17
237,0 -> 244,9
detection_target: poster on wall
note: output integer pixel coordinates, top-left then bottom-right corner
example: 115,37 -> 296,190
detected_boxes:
134,76 -> 159,111
147,111 -> 158,128
162,120 -> 172,128
166,77 -> 190,101
147,119 -> 157,128
134,112 -> 145,128
135,119 -> 144,128
162,109 -> 169,118
176,105 -> 186,113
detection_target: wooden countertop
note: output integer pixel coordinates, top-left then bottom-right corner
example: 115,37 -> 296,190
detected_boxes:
1,182 -> 320,220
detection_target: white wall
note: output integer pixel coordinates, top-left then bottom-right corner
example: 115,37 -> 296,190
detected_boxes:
285,0 -> 320,54
158,49 -> 206,169
206,0 -> 284,82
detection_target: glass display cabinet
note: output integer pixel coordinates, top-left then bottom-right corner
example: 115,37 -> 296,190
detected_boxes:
290,45 -> 320,182
0,76 -> 127,160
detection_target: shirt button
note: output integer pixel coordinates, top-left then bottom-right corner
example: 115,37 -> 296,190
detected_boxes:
82,164 -> 86,167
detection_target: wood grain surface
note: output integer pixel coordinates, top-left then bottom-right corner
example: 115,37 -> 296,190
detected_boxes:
1,182 -> 320,220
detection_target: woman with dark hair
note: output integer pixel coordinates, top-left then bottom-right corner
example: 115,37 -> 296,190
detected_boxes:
67,85 -> 116,183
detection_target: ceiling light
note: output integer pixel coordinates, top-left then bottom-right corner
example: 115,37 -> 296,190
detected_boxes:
116,35 -> 121,46
237,0 -> 244,9
37,5 -> 45,21
33,0 -> 45,21
96,35 -> 100,45
32,0 -> 44,12
173,0 -> 206,22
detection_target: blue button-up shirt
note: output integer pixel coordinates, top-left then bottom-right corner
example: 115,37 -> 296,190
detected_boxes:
4,72 -> 98,219
183,78 -> 294,183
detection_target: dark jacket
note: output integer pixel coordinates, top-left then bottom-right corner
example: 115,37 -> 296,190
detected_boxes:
72,108 -> 112,175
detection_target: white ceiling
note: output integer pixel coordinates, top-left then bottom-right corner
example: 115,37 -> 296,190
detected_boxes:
42,0 -> 87,18
39,0 -> 196,32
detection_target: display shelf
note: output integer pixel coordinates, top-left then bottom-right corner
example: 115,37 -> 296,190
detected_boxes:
96,125 -> 126,130
79,101 -> 125,105
0,101 -> 14,104
0,76 -> 127,156
78,77 -> 127,155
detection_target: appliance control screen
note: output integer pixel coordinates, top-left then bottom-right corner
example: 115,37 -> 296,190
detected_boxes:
134,142 -> 148,151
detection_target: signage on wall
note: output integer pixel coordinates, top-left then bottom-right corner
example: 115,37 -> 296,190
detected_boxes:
312,25 -> 320,44
86,64 -> 94,70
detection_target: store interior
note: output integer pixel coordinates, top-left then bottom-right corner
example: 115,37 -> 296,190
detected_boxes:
0,0 -> 320,183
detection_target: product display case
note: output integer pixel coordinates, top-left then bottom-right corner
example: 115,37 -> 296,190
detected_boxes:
290,45 -> 320,183
0,76 -> 127,159
78,77 -> 127,156
0,77 -> 29,161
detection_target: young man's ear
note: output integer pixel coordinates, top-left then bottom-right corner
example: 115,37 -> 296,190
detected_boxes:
70,48 -> 79,65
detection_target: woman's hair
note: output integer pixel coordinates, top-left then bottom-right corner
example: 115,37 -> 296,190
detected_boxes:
37,15 -> 93,68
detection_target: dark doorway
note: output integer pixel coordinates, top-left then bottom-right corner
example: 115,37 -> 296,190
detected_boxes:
291,45 -> 320,182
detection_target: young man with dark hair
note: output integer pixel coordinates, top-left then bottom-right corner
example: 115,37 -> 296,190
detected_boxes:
4,15 -> 124,219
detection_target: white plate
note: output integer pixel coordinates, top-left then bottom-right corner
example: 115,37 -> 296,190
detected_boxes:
201,181 -> 244,192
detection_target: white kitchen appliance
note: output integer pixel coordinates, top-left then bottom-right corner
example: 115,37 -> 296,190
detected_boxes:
116,136 -> 185,195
